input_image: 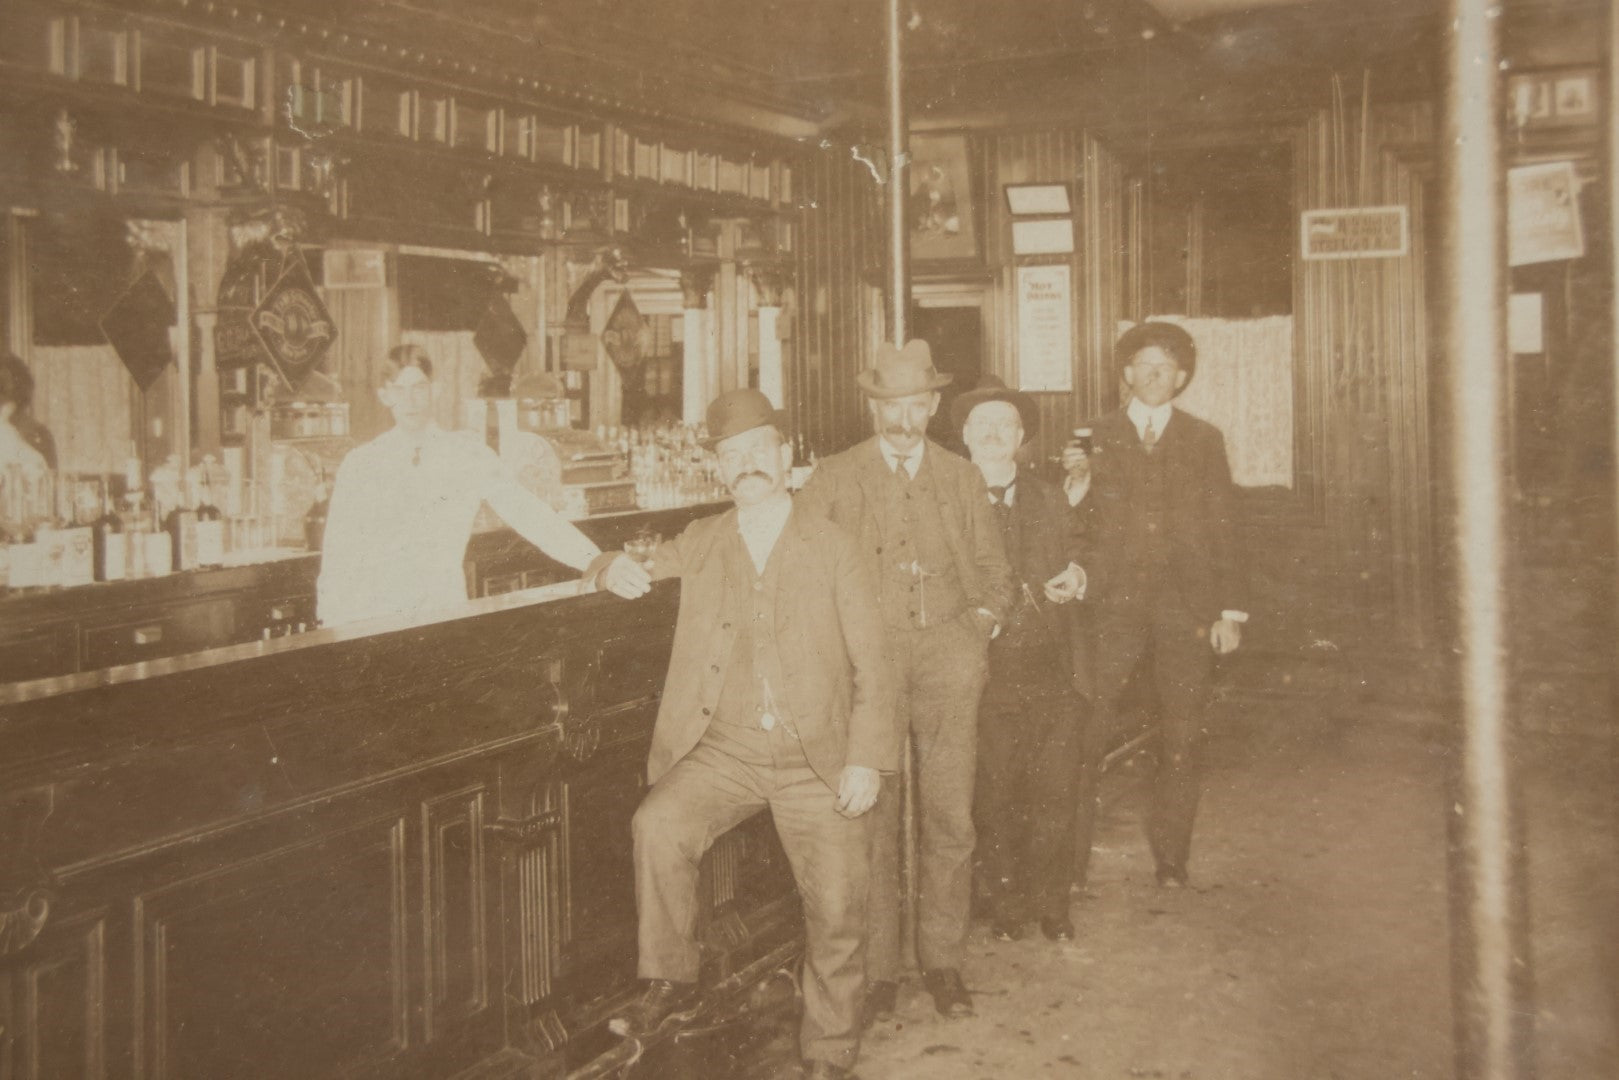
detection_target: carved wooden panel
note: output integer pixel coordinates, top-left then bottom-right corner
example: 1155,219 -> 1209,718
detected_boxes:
133,817 -> 408,1080
0,915 -> 106,1080
421,787 -> 489,1041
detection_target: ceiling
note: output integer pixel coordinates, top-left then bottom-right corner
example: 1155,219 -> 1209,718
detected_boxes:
294,1 -> 1593,136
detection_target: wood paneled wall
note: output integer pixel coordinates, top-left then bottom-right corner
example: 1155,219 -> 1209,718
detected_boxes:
791,144 -> 886,455
1295,102 -> 1438,651
976,130 -> 1128,464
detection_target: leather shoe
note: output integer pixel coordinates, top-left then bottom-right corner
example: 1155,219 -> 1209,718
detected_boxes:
1155,864 -> 1189,889
860,980 -> 898,1029
803,1061 -> 860,1080
1039,915 -> 1074,942
607,979 -> 701,1038
990,917 -> 1024,942
921,968 -> 974,1019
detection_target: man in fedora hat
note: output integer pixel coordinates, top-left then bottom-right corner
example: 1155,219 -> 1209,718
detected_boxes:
609,388 -> 894,1080
1061,321 -> 1247,890
797,339 -> 1013,1023
954,376 -> 1089,943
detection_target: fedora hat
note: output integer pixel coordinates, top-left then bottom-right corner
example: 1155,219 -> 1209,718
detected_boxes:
700,388 -> 787,450
855,339 -> 953,399
1115,321 -> 1197,393
950,374 -> 1039,443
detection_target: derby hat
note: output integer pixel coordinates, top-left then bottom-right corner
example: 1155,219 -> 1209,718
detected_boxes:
1114,321 -> 1197,392
855,339 -> 953,399
950,374 -> 1039,443
700,388 -> 787,450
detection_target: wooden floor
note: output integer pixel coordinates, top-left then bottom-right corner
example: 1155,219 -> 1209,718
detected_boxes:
650,703 -> 1616,1080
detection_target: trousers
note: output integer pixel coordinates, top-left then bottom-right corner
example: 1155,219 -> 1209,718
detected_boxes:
632,727 -> 871,1068
1073,593 -> 1215,884
866,613 -> 989,980
974,648 -> 1086,922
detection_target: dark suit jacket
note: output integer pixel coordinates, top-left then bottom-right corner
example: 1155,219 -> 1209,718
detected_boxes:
1075,407 -> 1246,624
995,467 -> 1083,647
646,504 -> 896,788
794,437 -> 1014,626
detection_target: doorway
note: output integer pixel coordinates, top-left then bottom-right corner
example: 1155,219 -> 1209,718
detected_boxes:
911,300 -> 983,452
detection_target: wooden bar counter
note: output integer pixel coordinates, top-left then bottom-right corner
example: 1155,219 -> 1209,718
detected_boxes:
0,507 -> 802,1080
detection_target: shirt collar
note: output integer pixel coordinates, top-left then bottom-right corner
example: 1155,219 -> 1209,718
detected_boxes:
877,437 -> 924,474
736,494 -> 793,546
1126,397 -> 1173,439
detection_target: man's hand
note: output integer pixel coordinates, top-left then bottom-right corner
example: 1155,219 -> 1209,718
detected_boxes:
1043,564 -> 1086,604
971,607 -> 1000,640
1210,617 -> 1242,655
835,765 -> 881,818
1061,446 -> 1092,507
586,552 -> 652,599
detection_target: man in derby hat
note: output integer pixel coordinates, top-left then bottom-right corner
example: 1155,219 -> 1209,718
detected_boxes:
1061,321 -> 1248,890
797,340 -> 1013,1023
609,388 -> 894,1080
954,376 -> 1089,943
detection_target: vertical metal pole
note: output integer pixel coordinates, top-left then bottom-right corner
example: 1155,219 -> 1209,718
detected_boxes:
1442,3 -> 1536,1079
885,0 -> 910,347
884,0 -> 919,977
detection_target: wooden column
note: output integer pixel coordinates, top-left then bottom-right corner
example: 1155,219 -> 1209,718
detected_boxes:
1441,3 -> 1536,1078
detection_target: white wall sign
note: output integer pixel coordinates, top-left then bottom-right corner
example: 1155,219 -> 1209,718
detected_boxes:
1010,218 -> 1075,256
1508,161 -> 1585,267
1015,265 -> 1072,392
1300,206 -> 1410,260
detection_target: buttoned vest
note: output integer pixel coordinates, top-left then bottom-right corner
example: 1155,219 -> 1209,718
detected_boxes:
876,455 -> 969,632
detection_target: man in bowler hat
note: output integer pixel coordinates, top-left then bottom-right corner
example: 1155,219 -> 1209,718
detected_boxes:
609,389 -> 895,1080
954,376 -> 1089,943
1063,322 -> 1247,889
797,340 -> 1013,1022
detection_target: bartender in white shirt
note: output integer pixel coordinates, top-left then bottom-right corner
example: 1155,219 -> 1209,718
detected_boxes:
316,345 -> 650,626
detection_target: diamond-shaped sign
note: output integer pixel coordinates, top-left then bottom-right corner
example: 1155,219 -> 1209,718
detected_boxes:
100,269 -> 177,391
474,297 -> 528,376
601,290 -> 645,372
251,260 -> 336,392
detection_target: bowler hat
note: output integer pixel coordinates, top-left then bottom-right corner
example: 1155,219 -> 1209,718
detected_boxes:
701,388 -> 787,450
950,374 -> 1039,442
1114,321 -> 1197,392
855,339 -> 953,399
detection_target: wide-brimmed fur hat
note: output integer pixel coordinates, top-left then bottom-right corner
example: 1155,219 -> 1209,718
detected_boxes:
856,339 -> 953,399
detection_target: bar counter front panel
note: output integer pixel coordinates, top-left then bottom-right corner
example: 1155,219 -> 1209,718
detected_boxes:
0,506 -> 802,1080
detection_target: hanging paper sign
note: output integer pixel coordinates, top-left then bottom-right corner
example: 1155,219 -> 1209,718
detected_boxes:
601,291 -> 647,372
474,297 -> 528,375
100,268 -> 177,391
1015,265 -> 1073,392
251,260 -> 336,391
1508,161 -> 1584,267
1300,206 -> 1409,260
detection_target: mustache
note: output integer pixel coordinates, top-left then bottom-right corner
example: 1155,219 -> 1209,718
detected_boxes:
727,470 -> 772,489
881,424 -> 923,436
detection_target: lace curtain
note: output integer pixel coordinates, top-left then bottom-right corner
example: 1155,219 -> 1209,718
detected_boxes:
30,345 -> 134,473
1135,315 -> 1295,490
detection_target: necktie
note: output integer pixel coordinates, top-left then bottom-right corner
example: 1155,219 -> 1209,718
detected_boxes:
988,483 -> 1012,524
1142,416 -> 1158,454
893,453 -> 914,480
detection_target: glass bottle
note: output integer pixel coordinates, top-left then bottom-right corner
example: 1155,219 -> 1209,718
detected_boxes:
93,478 -> 126,582
194,460 -> 225,568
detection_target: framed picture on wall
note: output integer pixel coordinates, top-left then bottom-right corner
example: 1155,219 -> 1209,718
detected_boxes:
909,133 -> 978,264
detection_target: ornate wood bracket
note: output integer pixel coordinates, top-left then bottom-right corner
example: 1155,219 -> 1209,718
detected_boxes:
679,265 -> 716,309
0,889 -> 51,959
562,247 -> 629,331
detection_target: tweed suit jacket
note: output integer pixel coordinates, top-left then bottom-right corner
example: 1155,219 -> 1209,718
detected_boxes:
1075,407 -> 1246,624
645,503 -> 896,788
795,436 -> 1014,627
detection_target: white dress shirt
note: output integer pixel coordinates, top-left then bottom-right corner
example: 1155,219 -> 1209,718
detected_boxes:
878,437 -> 923,478
316,425 -> 602,626
736,494 -> 792,574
